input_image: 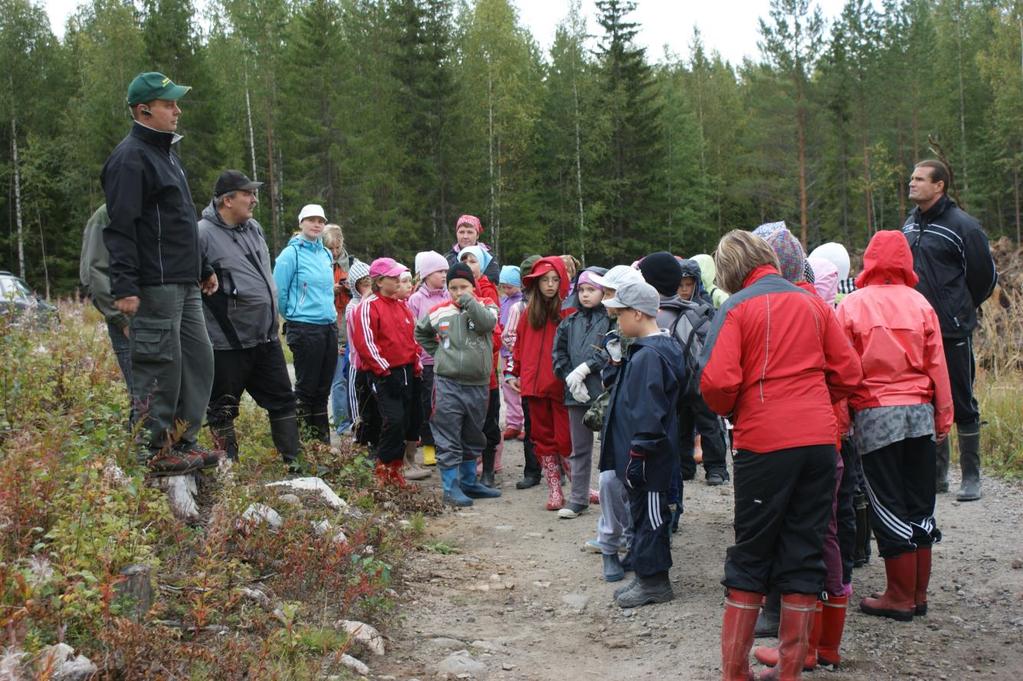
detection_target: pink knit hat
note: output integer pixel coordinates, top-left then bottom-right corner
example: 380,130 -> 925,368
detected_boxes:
414,250 -> 449,278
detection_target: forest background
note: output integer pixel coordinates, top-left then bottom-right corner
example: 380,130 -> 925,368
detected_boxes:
3,0 -> 1023,295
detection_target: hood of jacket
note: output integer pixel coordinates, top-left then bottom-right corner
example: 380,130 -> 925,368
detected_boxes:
677,258 -> 705,296
691,254 -> 717,292
525,255 -> 570,300
807,256 -> 839,306
856,230 -> 919,288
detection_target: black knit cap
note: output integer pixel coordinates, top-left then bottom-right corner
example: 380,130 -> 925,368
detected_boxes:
447,262 -> 475,287
638,251 -> 684,296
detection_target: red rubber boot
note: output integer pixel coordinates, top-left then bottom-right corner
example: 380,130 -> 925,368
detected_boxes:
756,593 -> 817,680
721,589 -> 761,681
541,455 -> 564,510
815,594 -> 849,668
753,600 -> 821,671
860,551 -> 916,622
915,547 -> 931,616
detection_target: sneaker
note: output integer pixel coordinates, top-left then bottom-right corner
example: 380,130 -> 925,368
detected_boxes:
177,443 -> 226,469
705,469 -> 729,486
616,574 -> 674,608
557,502 -> 588,519
584,539 -> 604,553
147,450 -> 204,477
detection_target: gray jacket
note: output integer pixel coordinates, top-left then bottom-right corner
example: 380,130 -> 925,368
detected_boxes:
79,204 -> 129,329
552,306 -> 611,406
197,203 -> 279,350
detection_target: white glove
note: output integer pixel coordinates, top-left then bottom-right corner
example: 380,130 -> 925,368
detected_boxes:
570,382 -> 590,403
605,338 -> 623,363
566,363 -> 591,402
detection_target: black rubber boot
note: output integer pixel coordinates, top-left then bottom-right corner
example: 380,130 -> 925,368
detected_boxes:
615,571 -> 674,608
270,411 -> 302,468
754,588 -> 781,638
935,436 -> 950,493
853,492 -> 871,567
481,446 -> 497,488
956,426 -> 982,501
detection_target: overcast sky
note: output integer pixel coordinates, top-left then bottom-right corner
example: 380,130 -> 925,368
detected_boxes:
42,0 -> 859,66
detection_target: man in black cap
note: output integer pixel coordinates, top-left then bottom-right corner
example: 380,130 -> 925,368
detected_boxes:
102,71 -> 221,475
199,170 -> 304,473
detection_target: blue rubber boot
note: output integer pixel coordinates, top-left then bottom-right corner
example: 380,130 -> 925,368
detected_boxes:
459,460 -> 501,498
440,466 -> 473,507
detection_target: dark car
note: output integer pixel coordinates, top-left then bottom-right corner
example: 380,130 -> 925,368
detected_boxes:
0,271 -> 58,326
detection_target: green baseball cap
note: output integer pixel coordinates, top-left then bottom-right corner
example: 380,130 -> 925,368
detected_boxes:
126,72 -> 191,106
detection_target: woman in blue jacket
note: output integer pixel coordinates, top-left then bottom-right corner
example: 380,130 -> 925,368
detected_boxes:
272,204 -> 337,443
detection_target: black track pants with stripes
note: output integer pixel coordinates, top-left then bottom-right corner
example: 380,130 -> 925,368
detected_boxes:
861,435 -> 941,559
628,488 -> 673,577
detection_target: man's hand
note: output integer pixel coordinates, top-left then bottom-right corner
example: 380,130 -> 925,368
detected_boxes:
121,324 -> 131,338
201,273 -> 219,295
114,296 -> 140,316
626,451 -> 646,489
936,430 -> 949,445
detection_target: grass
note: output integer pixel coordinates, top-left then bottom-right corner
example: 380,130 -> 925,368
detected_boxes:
976,375 -> 1023,479
0,300 -> 434,679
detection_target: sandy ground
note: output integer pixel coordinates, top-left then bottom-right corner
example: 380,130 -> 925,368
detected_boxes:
372,439 -> 1023,681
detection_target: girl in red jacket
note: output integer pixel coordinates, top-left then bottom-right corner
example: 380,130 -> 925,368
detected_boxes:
836,230 -> 952,623
508,256 -> 572,511
702,231 -> 862,681
351,257 -> 423,488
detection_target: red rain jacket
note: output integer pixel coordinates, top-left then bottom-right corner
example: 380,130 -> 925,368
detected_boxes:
351,292 -> 421,377
700,264 -> 863,453
836,230 -> 954,438
511,256 -> 571,400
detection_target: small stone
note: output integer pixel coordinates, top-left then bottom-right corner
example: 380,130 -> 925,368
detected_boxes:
337,620 -> 386,656
561,593 -> 590,612
502,663 -> 515,671
265,476 -> 348,510
339,653 -> 369,675
278,493 -> 302,506
435,650 -> 485,677
240,503 -> 283,530
1012,559 -> 1022,570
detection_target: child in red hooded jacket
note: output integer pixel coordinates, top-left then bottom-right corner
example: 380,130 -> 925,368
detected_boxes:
837,230 -> 952,624
508,256 -> 572,511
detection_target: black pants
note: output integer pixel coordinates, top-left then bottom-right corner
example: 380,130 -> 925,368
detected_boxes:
861,436 -> 940,559
679,397 -> 728,477
418,365 -> 435,445
483,387 -> 501,453
371,364 -> 421,464
353,369 -> 382,448
285,321 -> 338,442
944,334 -> 980,425
521,397 -> 540,479
837,440 -> 859,585
628,488 -> 672,577
725,445 -> 836,595
207,341 -> 298,460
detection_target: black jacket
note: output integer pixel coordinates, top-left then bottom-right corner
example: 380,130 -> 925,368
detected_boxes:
598,333 -> 685,493
902,195 -> 997,339
101,122 -> 211,298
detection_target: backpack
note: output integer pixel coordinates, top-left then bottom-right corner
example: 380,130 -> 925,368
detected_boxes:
668,302 -> 714,400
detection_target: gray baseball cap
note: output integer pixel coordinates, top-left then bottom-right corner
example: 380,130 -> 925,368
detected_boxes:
602,280 -> 660,317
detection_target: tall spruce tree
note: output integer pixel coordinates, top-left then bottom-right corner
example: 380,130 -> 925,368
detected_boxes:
592,0 -> 664,260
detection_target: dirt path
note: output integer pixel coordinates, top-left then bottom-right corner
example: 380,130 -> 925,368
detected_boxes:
376,440 -> 1023,681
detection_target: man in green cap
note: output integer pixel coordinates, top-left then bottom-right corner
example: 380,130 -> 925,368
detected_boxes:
101,71 -> 222,476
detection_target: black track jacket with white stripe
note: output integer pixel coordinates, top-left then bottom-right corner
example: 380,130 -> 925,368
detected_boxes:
902,195 -> 997,340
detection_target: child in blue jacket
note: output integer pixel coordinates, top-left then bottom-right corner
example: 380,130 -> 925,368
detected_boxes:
600,280 -> 686,609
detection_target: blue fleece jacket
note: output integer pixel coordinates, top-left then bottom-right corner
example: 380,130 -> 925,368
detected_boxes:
272,235 -> 337,325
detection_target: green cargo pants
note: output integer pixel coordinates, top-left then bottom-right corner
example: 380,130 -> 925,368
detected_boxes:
130,284 -> 213,453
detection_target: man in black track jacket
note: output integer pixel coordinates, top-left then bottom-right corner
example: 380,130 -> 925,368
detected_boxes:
102,72 -> 220,476
902,159 -> 998,501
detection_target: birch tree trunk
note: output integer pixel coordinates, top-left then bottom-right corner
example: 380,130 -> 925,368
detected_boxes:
11,115 -> 25,279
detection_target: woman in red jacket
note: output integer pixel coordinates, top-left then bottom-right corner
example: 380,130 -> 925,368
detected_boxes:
508,256 -> 572,511
701,230 -> 862,681
836,230 -> 952,623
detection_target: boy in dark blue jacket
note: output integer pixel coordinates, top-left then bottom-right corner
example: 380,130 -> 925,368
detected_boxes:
600,281 -> 686,608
